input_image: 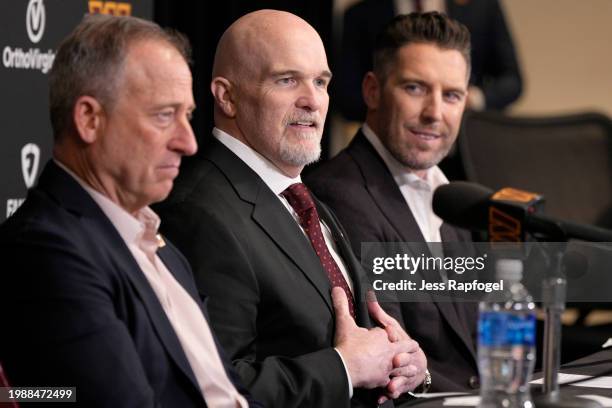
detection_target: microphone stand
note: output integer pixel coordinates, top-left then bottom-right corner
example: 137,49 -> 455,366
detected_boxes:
532,242 -> 601,408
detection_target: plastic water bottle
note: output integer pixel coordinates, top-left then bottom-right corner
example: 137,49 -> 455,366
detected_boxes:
478,258 -> 536,408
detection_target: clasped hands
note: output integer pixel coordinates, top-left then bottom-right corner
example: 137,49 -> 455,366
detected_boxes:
332,287 -> 427,404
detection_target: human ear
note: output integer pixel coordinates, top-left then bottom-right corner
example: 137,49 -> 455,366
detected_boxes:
362,72 -> 381,110
211,77 -> 236,117
73,95 -> 104,144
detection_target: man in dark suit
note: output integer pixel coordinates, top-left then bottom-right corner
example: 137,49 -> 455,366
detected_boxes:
0,14 -> 258,407
157,9 -> 429,408
306,13 -> 480,392
338,0 -> 522,122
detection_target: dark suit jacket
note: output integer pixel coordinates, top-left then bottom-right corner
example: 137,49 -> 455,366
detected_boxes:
155,137 -> 394,408
0,161 -> 258,408
338,0 -> 522,120
305,132 -> 480,392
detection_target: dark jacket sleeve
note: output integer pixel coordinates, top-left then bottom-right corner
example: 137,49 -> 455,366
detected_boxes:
0,222 -> 160,407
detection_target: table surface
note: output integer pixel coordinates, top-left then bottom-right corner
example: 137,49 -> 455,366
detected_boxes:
402,349 -> 612,407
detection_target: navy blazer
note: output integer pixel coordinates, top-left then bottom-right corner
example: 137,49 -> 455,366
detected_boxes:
0,161 -> 260,407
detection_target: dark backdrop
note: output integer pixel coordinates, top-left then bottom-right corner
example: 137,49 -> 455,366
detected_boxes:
0,0 -> 152,223
0,1 -> 333,223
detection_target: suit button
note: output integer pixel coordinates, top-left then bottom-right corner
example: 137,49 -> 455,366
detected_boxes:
469,375 -> 480,389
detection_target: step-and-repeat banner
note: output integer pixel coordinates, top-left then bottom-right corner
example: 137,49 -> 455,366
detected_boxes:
1,0 -> 152,222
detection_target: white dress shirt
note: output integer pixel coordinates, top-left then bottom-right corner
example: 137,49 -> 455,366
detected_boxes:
361,124 -> 448,244
55,160 -> 248,408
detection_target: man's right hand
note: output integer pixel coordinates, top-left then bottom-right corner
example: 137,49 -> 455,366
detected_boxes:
332,287 -> 399,389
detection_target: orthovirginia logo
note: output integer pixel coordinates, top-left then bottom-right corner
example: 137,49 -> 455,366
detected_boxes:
26,0 -> 46,44
21,143 -> 40,189
2,0 -> 55,74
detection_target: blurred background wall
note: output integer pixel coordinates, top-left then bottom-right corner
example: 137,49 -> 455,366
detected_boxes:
502,0 -> 612,117
334,0 -> 612,117
2,0 -> 611,221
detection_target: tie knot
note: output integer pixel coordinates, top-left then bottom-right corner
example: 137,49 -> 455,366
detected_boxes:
281,183 -> 315,214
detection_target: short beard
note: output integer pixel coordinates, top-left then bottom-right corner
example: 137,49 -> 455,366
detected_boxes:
389,141 -> 452,171
279,132 -> 322,167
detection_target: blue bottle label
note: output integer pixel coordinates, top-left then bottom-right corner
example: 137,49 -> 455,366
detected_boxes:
478,312 -> 536,347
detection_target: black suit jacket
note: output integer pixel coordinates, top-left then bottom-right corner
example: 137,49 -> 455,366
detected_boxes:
338,0 -> 522,120
156,137 -> 394,408
0,161 -> 258,407
305,132 -> 480,392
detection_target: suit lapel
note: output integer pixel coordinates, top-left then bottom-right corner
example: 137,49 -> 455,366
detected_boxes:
348,133 -> 426,243
157,244 -> 198,302
40,161 -> 201,392
440,225 -> 478,357
204,139 -> 335,315
251,191 -> 335,314
347,134 -> 476,356
106,239 -> 201,390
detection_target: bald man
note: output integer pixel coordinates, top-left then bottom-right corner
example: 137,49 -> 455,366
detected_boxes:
156,9 -> 428,408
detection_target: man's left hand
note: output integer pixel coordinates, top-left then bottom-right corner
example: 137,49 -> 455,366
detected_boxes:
367,295 -> 428,403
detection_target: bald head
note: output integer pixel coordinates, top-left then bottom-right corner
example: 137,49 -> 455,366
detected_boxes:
212,10 -> 326,83
210,9 -> 331,178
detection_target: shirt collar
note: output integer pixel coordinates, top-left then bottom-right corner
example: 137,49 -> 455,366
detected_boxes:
212,127 -> 302,195
361,123 -> 448,192
53,158 -> 161,248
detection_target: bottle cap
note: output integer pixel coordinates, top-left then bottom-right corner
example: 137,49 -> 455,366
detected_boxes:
495,258 -> 523,281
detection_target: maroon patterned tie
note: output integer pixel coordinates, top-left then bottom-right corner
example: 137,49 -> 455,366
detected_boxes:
281,183 -> 357,319
413,0 -> 423,12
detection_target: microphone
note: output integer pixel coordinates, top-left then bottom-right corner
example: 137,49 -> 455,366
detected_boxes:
435,183 -> 611,408
433,181 -> 612,242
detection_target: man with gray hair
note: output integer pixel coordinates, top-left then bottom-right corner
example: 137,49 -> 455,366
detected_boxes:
0,14 -> 259,407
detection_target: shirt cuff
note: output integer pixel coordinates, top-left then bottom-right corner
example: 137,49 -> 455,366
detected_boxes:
334,347 -> 354,398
